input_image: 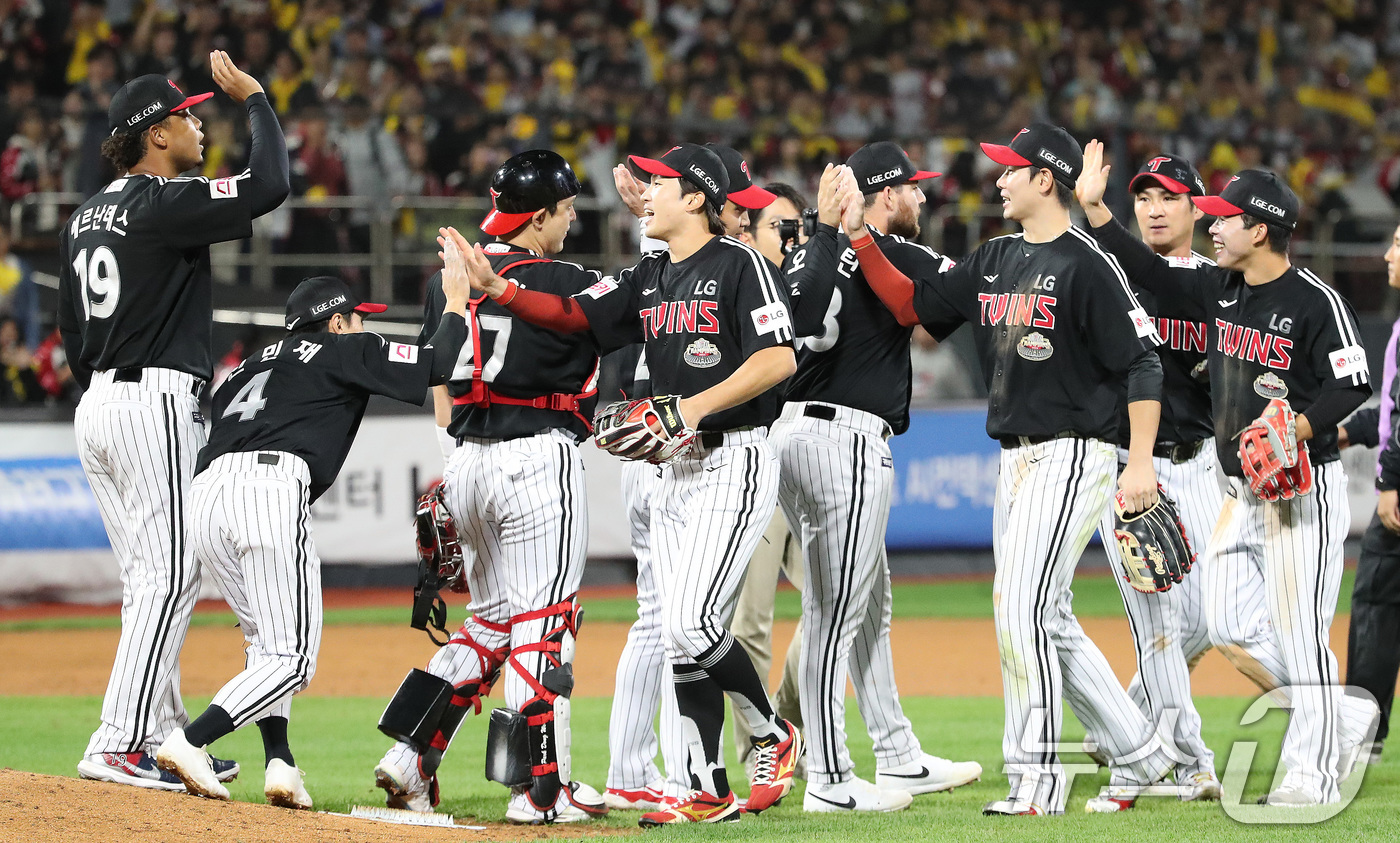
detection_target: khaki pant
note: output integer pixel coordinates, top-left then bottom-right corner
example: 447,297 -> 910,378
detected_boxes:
728,506 -> 804,766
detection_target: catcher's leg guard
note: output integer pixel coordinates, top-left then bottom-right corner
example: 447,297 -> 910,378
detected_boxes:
486,707 -> 532,786
503,597 -> 583,808
381,617 -> 508,777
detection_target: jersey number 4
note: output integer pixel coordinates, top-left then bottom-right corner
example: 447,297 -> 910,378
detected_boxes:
72,246 -> 121,320
451,314 -> 513,382
223,370 -> 271,421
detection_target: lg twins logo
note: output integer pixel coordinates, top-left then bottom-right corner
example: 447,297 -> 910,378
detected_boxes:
1146,157 -> 1172,172
388,342 -> 420,364
208,176 -> 239,199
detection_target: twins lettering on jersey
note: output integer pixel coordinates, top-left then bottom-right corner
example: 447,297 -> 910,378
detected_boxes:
1213,318 -> 1292,370
977,292 -> 1057,329
1154,318 -> 1208,353
641,299 -> 721,338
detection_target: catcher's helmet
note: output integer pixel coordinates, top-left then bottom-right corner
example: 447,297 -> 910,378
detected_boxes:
480,149 -> 581,235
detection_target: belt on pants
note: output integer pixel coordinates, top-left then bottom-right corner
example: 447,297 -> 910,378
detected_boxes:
1153,439 -> 1206,464
999,431 -> 1079,450
698,426 -> 764,450
104,366 -> 205,397
792,401 -> 893,441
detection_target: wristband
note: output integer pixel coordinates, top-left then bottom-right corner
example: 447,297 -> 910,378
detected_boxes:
494,281 -> 519,306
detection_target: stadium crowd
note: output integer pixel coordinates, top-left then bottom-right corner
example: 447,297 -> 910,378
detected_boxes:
4,0 -> 1400,402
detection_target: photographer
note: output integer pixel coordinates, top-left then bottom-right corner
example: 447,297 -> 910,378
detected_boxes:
743,183 -> 816,264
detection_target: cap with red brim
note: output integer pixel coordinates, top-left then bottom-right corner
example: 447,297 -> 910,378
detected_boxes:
627,144 -> 730,211
847,141 -> 942,194
1130,172 -> 1193,195
727,183 -> 777,210
1190,169 -> 1299,229
109,74 -> 216,135
979,123 -> 1082,188
979,143 -> 1033,168
354,302 -> 388,315
1190,195 -> 1244,216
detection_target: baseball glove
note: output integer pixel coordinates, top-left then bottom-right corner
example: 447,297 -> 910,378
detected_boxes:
1239,397 -> 1299,496
1111,490 -> 1196,593
593,395 -> 697,463
1255,442 -> 1314,501
412,482 -> 466,646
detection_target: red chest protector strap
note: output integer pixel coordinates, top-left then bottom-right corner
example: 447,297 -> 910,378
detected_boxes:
451,256 -> 597,432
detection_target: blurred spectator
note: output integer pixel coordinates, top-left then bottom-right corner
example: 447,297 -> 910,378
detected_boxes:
32,329 -> 81,404
0,221 -> 39,350
0,315 -> 43,405
333,94 -> 409,246
1,107 -> 60,203
280,108 -> 347,284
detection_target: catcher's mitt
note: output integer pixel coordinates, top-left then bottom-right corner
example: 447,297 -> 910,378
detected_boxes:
593,395 -> 697,463
1239,398 -> 1299,496
412,482 -> 466,646
1111,490 -> 1196,593
1255,443 -> 1314,501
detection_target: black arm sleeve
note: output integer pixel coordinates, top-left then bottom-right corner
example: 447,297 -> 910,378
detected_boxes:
1344,405 -> 1381,449
783,223 -> 841,336
241,93 -> 291,217
1380,426 -> 1400,490
1126,349 -> 1164,403
424,312 -> 466,386
1090,216 -> 1208,322
1300,385 -> 1370,435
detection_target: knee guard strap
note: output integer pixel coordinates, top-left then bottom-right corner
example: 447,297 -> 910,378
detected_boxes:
506,596 -> 582,786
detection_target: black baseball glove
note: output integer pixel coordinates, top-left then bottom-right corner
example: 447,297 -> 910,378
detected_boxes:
1110,489 -> 1196,593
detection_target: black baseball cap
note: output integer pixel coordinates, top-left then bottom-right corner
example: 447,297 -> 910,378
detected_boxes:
1193,169 -> 1299,230
109,74 -> 213,136
704,144 -> 776,210
284,276 -> 387,330
847,141 -> 941,194
628,143 -> 730,212
480,149 -> 582,236
980,123 -> 1082,189
1130,154 -> 1205,196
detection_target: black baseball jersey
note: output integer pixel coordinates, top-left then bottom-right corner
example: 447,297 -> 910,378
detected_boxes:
421,242 -> 602,442
1114,248 -> 1217,447
574,235 -> 794,431
910,227 -> 1162,442
784,223 -> 953,435
198,327 -> 451,501
57,93 -> 288,387
1091,217 -> 1371,475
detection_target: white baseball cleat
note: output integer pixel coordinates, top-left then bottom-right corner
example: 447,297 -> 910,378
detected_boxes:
1257,786 -> 1323,807
1178,771 -> 1222,802
982,799 -> 1045,816
265,758 -> 313,809
803,776 -> 913,812
1338,695 -> 1382,782
374,760 -> 436,813
1085,785 -> 1140,813
876,753 -> 982,794
505,781 -> 609,824
155,728 -> 230,801
603,783 -> 665,811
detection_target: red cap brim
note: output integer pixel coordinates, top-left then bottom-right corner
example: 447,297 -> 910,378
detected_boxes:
354,302 -> 388,315
980,143 -> 1032,167
1191,195 -> 1244,216
628,154 -> 682,178
909,170 -> 942,181
480,208 -> 536,235
728,183 -> 777,210
171,91 -> 214,113
1131,172 -> 1192,195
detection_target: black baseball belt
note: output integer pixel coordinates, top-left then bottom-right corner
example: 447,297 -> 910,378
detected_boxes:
1153,440 -> 1206,464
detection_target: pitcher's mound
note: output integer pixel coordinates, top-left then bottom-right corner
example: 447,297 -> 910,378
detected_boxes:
0,769 -> 629,842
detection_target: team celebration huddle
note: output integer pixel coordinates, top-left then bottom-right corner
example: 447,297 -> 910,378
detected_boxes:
57,51 -> 1391,829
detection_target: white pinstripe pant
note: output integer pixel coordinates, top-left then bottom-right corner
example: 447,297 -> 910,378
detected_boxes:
1094,441 -> 1221,778
770,402 -> 922,785
383,430 -> 589,776
190,451 -> 322,727
1205,461 -> 1350,802
994,436 -> 1169,813
77,369 -> 205,756
606,461 -> 688,796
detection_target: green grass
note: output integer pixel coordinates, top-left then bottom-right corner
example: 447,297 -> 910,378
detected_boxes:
0,569 -> 1360,632
2,694 -> 1392,840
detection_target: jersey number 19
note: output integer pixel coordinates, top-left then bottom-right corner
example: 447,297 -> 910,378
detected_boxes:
72,246 -> 122,320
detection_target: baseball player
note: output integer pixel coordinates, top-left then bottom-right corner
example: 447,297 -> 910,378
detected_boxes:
775,143 -> 982,812
1074,153 -> 1224,805
842,124 -> 1176,816
1078,141 -> 1376,805
451,142 -> 801,826
601,146 -> 792,810
152,271 -> 467,808
373,150 -> 609,825
58,53 -> 288,790
1339,220 -> 1400,766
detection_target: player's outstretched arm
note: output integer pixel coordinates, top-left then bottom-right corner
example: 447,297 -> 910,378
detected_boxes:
1119,350 -> 1163,512
446,226 -> 592,333
677,345 -> 796,427
1075,140 -> 1115,229
785,164 -> 850,335
212,50 -> 289,216
841,191 -> 920,326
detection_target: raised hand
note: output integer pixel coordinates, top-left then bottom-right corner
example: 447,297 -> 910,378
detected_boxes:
839,187 -> 866,238
443,227 -> 510,298
613,164 -> 646,219
209,51 -> 264,103
816,163 -> 847,228
1075,140 -> 1111,209
437,229 -> 470,307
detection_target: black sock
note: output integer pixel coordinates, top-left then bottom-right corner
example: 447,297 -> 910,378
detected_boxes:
696,634 -> 780,740
257,716 -> 294,767
672,661 -> 730,797
184,705 -> 236,749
